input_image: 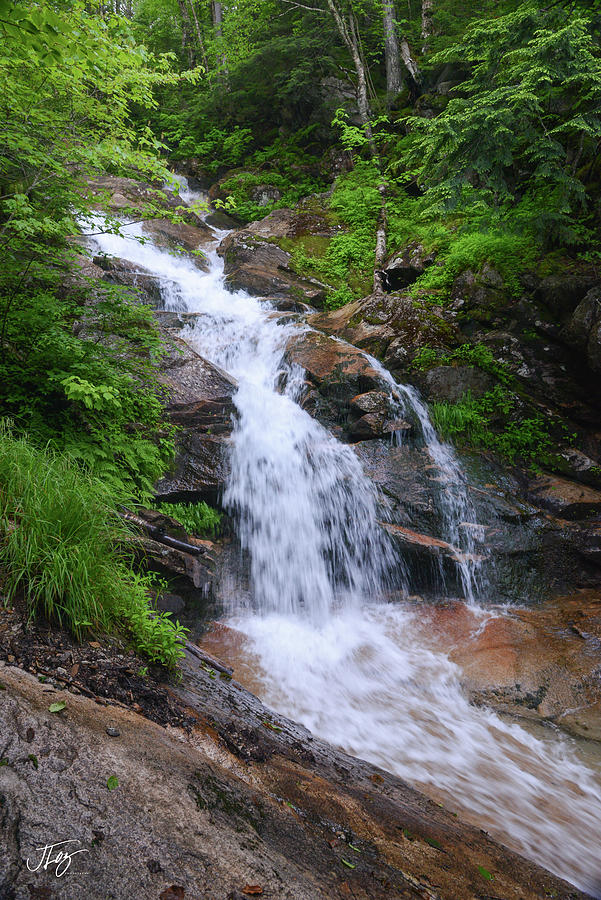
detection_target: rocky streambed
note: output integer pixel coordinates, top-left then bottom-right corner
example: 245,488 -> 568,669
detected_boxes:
3,175 -> 601,899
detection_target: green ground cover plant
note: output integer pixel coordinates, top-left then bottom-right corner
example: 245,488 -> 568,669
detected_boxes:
431,387 -> 553,466
157,501 -> 223,537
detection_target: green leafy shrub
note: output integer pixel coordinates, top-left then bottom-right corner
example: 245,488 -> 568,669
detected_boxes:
431,387 -> 553,466
287,161 -> 381,305
157,501 -> 222,537
410,229 -> 534,301
0,280 -> 175,502
221,167 -> 323,224
0,427 -> 187,667
0,1 -> 186,502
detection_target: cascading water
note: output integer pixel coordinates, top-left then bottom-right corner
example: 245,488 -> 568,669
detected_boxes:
367,355 -> 486,602
85,209 -> 601,897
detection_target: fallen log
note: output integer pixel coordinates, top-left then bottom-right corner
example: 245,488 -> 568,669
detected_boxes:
119,507 -> 208,558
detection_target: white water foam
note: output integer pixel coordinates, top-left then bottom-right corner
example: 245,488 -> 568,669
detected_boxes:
85,214 -> 601,896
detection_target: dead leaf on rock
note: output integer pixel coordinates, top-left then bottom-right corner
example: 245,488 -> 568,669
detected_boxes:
242,887 -> 263,896
159,886 -> 185,899
88,641 -> 101,648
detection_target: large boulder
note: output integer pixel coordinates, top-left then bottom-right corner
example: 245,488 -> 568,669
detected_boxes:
0,660 -> 583,900
534,272 -> 597,319
93,255 -> 165,308
449,264 -> 506,313
88,175 -> 185,215
379,241 -> 437,292
282,329 -> 398,437
141,218 -> 214,270
155,336 -> 236,504
348,391 -> 412,441
310,292 -> 457,373
217,208 -> 332,305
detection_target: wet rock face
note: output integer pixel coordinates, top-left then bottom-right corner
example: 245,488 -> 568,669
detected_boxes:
423,593 -> 601,741
141,218 -> 214,270
88,174 -> 185,215
282,330 -> 400,438
219,232 -> 329,305
93,254 -> 165,307
527,472 -> 601,520
155,335 -> 236,505
564,286 -> 601,373
417,364 -> 495,403
0,662 -> 582,900
128,506 -> 221,608
348,391 -> 412,441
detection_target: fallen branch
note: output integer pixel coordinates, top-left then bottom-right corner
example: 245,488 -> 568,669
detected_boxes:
185,642 -> 234,677
119,508 -> 208,558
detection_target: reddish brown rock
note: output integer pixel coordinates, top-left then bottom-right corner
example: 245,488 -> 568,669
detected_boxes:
0,660 -> 585,900
527,472 -> 601,520
419,593 -> 601,739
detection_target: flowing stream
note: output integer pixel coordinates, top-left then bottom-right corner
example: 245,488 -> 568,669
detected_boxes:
86,191 -> 601,897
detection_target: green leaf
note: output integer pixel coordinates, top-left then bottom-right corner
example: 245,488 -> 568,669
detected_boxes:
425,837 -> 442,850
477,865 -> 494,881
48,701 -> 66,713
106,775 -> 119,791
341,858 -> 356,869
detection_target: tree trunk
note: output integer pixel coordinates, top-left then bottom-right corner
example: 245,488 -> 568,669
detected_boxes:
211,1 -> 229,80
326,0 -> 375,154
373,183 -> 388,293
421,0 -> 434,52
381,0 -> 402,99
177,0 -> 196,67
187,0 -> 210,72
400,36 -> 421,98
212,1 -> 223,34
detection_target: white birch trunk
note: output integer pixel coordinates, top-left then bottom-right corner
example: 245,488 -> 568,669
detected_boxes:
421,0 -> 434,53
381,0 -> 402,97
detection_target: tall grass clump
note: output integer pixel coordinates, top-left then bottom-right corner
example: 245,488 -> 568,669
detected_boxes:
0,426 -> 187,667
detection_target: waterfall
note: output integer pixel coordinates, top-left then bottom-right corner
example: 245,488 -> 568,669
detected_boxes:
84,210 -> 601,897
367,355 -> 486,602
